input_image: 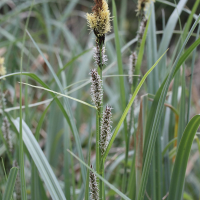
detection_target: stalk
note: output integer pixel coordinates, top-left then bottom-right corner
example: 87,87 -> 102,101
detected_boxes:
86,1 -> 111,198
98,44 -> 104,200
99,161 -> 104,200
96,112 -> 100,179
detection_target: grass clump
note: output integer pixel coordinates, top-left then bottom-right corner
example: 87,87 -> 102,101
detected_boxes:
0,0 -> 200,200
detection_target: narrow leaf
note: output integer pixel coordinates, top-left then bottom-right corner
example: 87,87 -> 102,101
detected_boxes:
168,115 -> 200,200
12,119 -> 66,200
3,167 -> 18,200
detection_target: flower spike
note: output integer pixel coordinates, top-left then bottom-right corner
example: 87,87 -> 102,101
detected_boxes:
90,69 -> 103,110
89,165 -> 99,200
100,105 -> 112,155
129,51 -> 138,85
86,0 -> 111,45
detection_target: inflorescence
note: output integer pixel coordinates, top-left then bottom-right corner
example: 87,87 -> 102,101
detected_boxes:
137,17 -> 147,45
129,51 -> 138,85
0,92 -> 6,111
90,69 -> 103,110
89,165 -> 99,200
100,105 -> 112,155
2,117 -> 12,152
13,160 -> 21,200
86,0 -> 111,46
93,44 -> 108,68
136,0 -> 155,16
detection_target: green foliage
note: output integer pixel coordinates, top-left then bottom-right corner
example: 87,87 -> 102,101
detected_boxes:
0,0 -> 200,200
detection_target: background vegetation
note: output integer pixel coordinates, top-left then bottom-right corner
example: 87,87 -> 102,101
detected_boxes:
1,0 -> 200,199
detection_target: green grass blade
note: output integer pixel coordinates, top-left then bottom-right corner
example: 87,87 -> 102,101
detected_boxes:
67,150 -> 131,200
19,1 -> 34,199
168,115 -> 200,200
158,0 -> 187,57
133,14 -> 150,90
31,101 -> 52,200
35,101 -> 53,141
162,138 -> 177,157
112,0 -> 129,192
12,119 -> 66,200
182,0 -> 200,41
84,120 -> 94,200
158,0 -> 187,83
187,24 -> 200,123
31,161 -> 48,200
20,82 -> 96,109
112,0 -> 127,135
3,167 -> 18,200
147,3 -> 158,94
103,50 -> 168,161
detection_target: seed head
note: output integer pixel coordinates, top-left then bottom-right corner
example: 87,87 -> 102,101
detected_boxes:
90,69 -> 103,109
86,0 -> 111,43
93,44 -> 108,68
0,57 -> 6,79
89,165 -> 99,200
136,0 -> 155,16
2,117 -> 13,152
0,92 -> 6,110
129,52 -> 138,85
100,105 -> 112,155
137,17 -> 147,45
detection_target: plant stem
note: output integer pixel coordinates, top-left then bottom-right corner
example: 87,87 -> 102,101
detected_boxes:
96,112 -> 100,178
99,161 -> 104,200
98,43 -> 104,200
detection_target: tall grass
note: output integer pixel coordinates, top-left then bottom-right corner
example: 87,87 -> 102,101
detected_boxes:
0,0 -> 200,200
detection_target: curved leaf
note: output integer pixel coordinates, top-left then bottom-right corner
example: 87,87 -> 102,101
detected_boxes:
12,118 -> 66,200
168,115 -> 200,200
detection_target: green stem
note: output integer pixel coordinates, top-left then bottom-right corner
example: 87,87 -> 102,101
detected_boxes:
96,112 -> 100,178
99,161 -> 104,200
98,44 -> 104,200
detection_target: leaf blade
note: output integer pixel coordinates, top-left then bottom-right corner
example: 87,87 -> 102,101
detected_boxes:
3,167 -> 18,200
168,115 -> 200,200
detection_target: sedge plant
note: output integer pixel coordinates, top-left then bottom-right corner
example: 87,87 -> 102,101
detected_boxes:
0,1 -> 200,200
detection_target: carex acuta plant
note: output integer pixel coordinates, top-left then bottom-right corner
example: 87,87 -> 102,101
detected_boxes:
87,0 -> 112,199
